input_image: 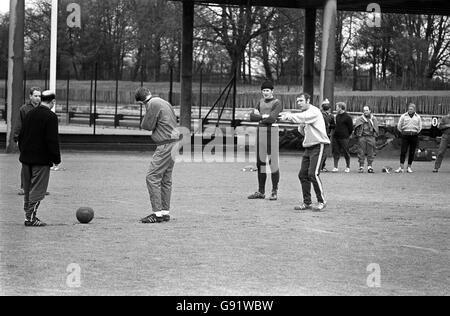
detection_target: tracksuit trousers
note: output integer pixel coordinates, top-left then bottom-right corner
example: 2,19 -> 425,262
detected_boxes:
147,142 -> 177,213
299,144 -> 328,205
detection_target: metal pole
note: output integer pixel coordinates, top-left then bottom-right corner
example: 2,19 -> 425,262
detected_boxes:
139,103 -> 143,130
23,70 -> 26,104
66,71 -> 70,113
6,0 -> 25,153
49,0 -> 58,94
93,63 -> 98,135
89,68 -> 93,127
115,71 -> 119,128
232,68 -> 237,128
169,66 -> 174,105
199,68 -> 203,120
44,69 -> 48,90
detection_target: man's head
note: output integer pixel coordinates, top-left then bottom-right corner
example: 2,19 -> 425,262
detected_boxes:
29,87 -> 41,106
41,91 -> 56,110
261,81 -> 274,100
408,103 -> 416,115
135,87 -> 152,105
321,99 -> 331,112
336,102 -> 347,114
296,93 -> 311,111
363,106 -> 371,117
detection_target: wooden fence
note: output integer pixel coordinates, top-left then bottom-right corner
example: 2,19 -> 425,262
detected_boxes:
0,87 -> 449,115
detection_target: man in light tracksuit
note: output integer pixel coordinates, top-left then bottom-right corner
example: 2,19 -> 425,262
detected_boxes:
396,103 -> 423,174
135,88 -> 180,224
280,93 -> 331,212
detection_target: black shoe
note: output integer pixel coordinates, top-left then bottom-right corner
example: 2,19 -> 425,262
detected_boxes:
141,214 -> 164,224
163,215 -> 171,222
269,191 -> 278,201
25,218 -> 47,227
248,192 -> 265,200
368,167 -> 375,174
433,169 -> 439,173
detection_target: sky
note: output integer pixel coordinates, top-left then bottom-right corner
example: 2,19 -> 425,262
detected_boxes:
0,2 -> 9,13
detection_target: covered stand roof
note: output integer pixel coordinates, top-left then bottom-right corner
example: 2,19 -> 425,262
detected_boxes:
176,0 -> 450,15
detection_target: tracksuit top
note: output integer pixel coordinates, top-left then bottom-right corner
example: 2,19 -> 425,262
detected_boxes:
141,97 -> 179,146
398,112 -> 423,135
283,105 -> 331,148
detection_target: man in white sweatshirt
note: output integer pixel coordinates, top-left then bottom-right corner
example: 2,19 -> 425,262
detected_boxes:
280,93 -> 331,212
396,103 -> 423,173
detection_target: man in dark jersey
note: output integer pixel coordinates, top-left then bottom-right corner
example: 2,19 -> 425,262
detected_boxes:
248,81 -> 283,201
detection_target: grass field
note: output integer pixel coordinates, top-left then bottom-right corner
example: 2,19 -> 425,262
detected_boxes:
1,150 -> 449,296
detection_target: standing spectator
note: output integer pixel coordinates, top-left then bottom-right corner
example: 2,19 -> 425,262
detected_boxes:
14,87 -> 42,196
396,103 -> 423,173
433,112 -> 450,173
18,91 -> 61,227
332,102 -> 354,173
354,106 -> 379,173
248,81 -> 283,201
320,99 -> 335,172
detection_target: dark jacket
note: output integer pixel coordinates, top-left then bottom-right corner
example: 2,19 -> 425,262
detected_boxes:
19,105 -> 61,166
13,102 -> 37,143
322,110 -> 335,137
334,112 -> 354,139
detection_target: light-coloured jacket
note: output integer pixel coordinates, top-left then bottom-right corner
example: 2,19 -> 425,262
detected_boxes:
283,105 -> 331,148
398,112 -> 423,135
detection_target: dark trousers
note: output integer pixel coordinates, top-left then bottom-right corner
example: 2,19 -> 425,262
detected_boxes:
332,137 -> 351,168
400,134 -> 419,166
22,164 -> 51,220
321,143 -> 332,170
299,144 -> 328,205
257,126 -> 280,194
435,134 -> 448,170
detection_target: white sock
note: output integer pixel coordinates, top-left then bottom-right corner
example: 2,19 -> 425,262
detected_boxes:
162,211 -> 170,216
155,211 -> 163,217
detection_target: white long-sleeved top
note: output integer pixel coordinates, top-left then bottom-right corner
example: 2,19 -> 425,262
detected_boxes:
397,112 -> 423,135
283,105 -> 331,148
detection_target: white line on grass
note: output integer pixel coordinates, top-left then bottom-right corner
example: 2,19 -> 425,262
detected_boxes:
400,245 -> 441,254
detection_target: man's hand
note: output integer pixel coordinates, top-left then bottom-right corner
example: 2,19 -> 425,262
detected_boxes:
262,114 -> 270,119
279,112 -> 291,122
253,109 -> 260,115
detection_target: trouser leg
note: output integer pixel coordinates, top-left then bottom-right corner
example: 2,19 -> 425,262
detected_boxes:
435,134 -> 449,170
408,135 -> 419,166
308,145 -> 326,204
299,150 -> 312,205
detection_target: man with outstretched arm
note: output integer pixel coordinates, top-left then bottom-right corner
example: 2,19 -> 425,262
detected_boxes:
280,93 -> 331,212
